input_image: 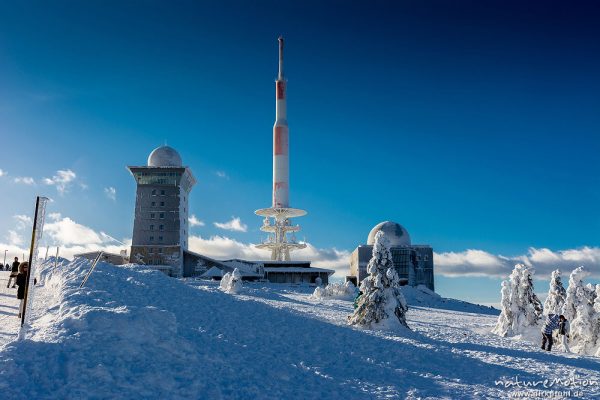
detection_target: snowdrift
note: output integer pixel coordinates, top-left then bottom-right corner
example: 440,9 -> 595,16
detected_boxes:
1,259 -> 598,399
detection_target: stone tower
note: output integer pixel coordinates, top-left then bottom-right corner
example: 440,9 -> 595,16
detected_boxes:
128,145 -> 196,277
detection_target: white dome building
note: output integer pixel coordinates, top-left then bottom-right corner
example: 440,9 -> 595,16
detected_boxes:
367,221 -> 411,247
147,145 -> 183,167
348,221 -> 434,291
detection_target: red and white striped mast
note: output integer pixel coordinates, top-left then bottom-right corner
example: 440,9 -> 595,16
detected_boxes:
255,36 -> 307,261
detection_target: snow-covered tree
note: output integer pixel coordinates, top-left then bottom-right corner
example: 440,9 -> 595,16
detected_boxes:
560,267 -> 600,354
570,282 -> 597,354
492,280 -> 513,336
347,231 -> 408,329
519,266 -> 543,325
220,268 -> 242,294
492,264 -> 542,336
594,285 -> 600,357
562,267 -> 590,321
543,269 -> 566,315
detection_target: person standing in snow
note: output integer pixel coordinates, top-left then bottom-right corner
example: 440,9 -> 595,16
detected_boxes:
557,315 -> 570,353
15,261 -> 29,318
541,313 -> 561,351
6,257 -> 19,288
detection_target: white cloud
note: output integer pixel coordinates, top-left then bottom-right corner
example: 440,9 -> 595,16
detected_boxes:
104,186 -> 117,201
214,217 -> 248,232
44,217 -> 105,246
435,247 -> 600,279
0,169 -> 6,177
6,230 -> 24,246
188,215 -> 205,227
1,214 -> 129,262
13,214 -> 32,230
47,212 -> 62,221
14,176 -> 35,185
215,171 -> 229,179
43,169 -> 76,194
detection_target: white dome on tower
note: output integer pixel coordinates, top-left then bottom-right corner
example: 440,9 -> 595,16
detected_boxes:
147,145 -> 182,167
367,221 -> 411,247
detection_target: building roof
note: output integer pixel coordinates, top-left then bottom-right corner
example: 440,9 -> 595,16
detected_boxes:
148,145 -> 182,167
201,266 -> 224,278
367,221 -> 411,247
264,267 -> 334,274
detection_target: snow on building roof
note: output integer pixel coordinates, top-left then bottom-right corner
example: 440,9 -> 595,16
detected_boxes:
201,266 -> 224,278
264,267 -> 334,274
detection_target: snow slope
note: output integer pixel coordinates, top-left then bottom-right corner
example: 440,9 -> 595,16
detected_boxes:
1,259 -> 599,399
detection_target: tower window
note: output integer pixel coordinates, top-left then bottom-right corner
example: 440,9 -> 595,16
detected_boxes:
160,201 -> 165,206
159,225 -> 164,231
151,201 -> 156,206
150,213 -> 155,219
150,225 -> 154,231
151,189 -> 156,195
159,213 -> 165,219
150,236 -> 154,241
159,236 -> 163,241
161,190 -> 165,195
158,248 -> 163,254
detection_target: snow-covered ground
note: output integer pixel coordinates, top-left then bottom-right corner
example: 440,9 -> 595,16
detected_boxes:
1,260 -> 599,399
0,271 -> 21,343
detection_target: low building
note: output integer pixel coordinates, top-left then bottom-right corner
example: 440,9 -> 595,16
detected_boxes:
74,251 -> 128,266
347,221 -> 434,291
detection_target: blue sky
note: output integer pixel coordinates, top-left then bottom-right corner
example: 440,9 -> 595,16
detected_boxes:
1,0 -> 599,304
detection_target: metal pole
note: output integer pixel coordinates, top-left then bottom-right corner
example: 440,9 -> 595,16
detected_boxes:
3,249 -> 6,266
21,197 -> 40,328
44,246 -> 49,261
54,247 -> 59,268
80,251 -> 103,288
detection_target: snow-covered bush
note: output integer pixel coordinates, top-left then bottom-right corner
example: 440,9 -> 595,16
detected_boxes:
543,269 -> 566,315
311,281 -> 357,300
220,268 -> 242,294
492,264 -> 542,336
347,231 -> 408,330
220,272 -> 231,291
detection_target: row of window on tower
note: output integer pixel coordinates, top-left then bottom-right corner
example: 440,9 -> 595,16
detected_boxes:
151,189 -> 167,196
149,224 -> 164,231
149,213 -> 165,219
149,236 -> 164,242
151,201 -> 166,207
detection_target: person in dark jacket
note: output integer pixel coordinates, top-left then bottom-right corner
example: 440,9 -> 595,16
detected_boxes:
541,313 -> 561,351
16,261 -> 30,318
558,316 -> 570,353
6,257 -> 19,288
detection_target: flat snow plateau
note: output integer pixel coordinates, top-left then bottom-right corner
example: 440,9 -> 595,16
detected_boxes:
1,260 -> 599,399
